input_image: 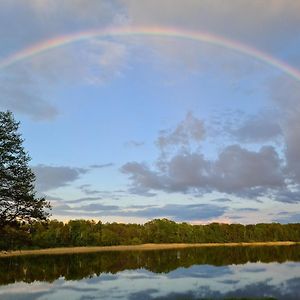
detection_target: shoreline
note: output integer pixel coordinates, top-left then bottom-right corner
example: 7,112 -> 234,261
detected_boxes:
0,241 -> 298,258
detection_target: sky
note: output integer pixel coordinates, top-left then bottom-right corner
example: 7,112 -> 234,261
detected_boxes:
1,0 -> 300,224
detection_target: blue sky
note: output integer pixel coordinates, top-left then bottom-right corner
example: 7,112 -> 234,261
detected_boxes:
1,0 -> 300,224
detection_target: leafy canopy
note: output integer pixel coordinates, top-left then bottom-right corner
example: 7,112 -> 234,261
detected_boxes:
0,111 -> 50,226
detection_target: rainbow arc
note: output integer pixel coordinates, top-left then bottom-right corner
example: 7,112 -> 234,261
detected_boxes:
1,26 -> 300,81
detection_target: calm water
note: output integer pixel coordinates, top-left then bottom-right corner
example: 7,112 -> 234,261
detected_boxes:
0,245 -> 299,300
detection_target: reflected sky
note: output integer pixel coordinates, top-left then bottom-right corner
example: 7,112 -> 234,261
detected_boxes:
0,247 -> 300,299
1,263 -> 299,299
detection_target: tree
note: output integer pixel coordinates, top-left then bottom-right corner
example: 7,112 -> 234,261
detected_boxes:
0,111 -> 50,227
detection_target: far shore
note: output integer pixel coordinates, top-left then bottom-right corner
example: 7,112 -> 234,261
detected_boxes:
0,241 -> 299,258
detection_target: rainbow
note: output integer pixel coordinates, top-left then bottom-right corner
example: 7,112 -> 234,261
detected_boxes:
1,26 -> 300,81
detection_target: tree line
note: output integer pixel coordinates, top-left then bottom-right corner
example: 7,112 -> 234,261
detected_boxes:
1,218 -> 300,250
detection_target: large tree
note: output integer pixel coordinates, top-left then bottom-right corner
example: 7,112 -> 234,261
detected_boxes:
0,111 -> 50,227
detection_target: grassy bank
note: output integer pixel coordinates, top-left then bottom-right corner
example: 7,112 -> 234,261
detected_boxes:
0,241 -> 298,257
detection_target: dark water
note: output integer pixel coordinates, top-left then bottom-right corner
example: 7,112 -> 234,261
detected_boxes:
0,245 -> 299,299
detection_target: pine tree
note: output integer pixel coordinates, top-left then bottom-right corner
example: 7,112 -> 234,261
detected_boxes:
0,111 -> 50,227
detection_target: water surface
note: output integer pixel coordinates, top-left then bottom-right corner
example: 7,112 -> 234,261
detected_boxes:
0,245 -> 299,299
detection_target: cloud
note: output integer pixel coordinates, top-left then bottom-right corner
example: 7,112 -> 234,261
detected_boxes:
125,140 -> 145,147
91,203 -> 226,222
211,198 -> 232,203
125,203 -> 227,221
76,203 -> 119,212
89,163 -> 114,169
168,265 -> 233,279
121,162 -> 165,195
122,144 -> 285,198
28,0 -> 124,27
33,165 -> 88,192
270,189 -> 300,204
118,0 -> 300,88
242,267 -> 267,273
228,111 -> 282,143
156,111 -> 205,151
270,78 -> 300,183
235,208 -> 259,212
219,279 -> 240,285
51,202 -> 118,217
79,39 -> 129,84
1,0 -> 123,41
64,197 -> 102,204
79,188 -> 103,196
212,145 -> 285,193
0,69 -> 58,120
52,201 -> 227,222
22,38 -> 128,85
2,0 -> 299,122
0,41 -> 129,120
123,0 -> 300,53
118,97 -> 300,204
78,184 -> 119,197
0,1 -> 128,120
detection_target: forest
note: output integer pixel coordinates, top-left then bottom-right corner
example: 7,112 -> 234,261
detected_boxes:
1,218 -> 299,250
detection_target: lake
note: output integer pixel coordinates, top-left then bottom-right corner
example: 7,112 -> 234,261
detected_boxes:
0,245 -> 299,299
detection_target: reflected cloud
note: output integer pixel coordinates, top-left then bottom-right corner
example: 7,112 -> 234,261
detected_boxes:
218,279 -> 240,285
242,267 -> 267,273
168,265 -> 233,279
128,289 -> 159,300
0,247 -> 300,300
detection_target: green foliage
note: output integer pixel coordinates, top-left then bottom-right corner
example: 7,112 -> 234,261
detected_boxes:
0,111 -> 50,227
1,218 -> 299,250
0,223 -> 31,250
144,219 -> 179,243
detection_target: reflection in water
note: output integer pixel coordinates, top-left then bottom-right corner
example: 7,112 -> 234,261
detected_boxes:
0,245 -> 299,299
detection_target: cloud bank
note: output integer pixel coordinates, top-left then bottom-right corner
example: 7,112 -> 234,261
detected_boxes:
121,111 -> 300,203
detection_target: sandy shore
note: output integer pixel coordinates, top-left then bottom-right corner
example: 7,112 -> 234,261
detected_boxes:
0,241 -> 298,258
